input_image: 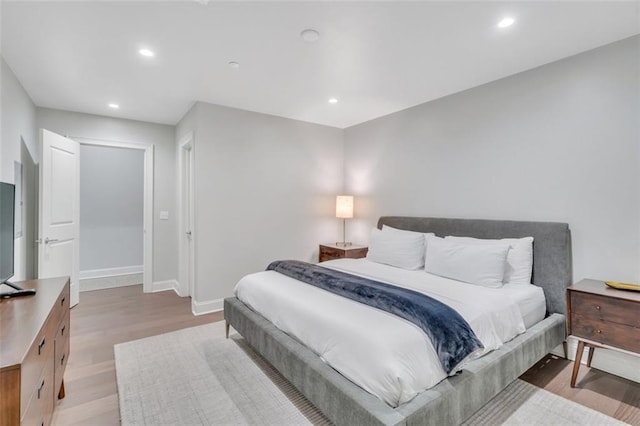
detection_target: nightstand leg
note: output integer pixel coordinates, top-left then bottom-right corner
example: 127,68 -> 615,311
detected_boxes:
587,346 -> 595,368
562,340 -> 568,358
225,321 -> 230,339
571,340 -> 585,388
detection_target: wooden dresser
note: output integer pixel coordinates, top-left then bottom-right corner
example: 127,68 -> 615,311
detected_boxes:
319,243 -> 368,262
566,278 -> 640,387
0,277 -> 70,425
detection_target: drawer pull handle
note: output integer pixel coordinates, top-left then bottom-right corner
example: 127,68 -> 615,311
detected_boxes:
38,338 -> 46,355
61,353 -> 66,365
37,379 -> 45,399
61,296 -> 66,306
595,305 -> 601,310
61,324 -> 66,336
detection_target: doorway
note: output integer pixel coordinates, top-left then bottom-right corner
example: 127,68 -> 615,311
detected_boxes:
74,137 -> 154,293
178,132 -> 195,298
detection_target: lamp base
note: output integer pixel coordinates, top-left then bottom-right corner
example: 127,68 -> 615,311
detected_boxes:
335,241 -> 353,247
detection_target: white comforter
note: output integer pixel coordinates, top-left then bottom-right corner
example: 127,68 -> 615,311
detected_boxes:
234,259 -> 526,407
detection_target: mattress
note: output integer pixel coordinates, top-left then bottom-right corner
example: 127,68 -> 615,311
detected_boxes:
234,258 -> 533,407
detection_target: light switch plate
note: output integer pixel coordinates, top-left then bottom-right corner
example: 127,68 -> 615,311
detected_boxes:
159,211 -> 169,220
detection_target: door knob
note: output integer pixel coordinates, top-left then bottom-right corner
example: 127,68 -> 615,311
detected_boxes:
185,231 -> 192,236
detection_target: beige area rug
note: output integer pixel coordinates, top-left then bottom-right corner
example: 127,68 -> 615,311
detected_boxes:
115,322 -> 627,426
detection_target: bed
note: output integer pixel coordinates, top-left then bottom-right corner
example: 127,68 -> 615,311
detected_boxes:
224,216 -> 572,425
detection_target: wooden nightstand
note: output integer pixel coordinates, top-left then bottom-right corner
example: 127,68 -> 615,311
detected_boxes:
566,279 -> 640,387
319,243 -> 368,262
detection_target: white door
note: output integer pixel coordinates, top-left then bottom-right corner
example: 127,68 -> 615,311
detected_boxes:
38,129 -> 80,306
178,134 -> 195,298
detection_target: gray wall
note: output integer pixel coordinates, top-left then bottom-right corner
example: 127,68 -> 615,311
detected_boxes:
80,144 -> 144,272
176,102 -> 344,307
1,56 -> 37,280
344,35 -> 640,284
36,108 -> 177,283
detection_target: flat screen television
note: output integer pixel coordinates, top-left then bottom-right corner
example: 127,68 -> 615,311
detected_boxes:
0,181 -> 35,298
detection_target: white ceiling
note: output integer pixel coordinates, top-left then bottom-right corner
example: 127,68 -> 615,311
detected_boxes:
2,1 -> 639,129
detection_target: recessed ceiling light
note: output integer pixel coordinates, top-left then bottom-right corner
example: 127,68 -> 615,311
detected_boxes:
139,48 -> 155,57
108,103 -> 120,109
328,98 -> 338,104
497,17 -> 515,28
228,61 -> 240,69
301,29 -> 320,43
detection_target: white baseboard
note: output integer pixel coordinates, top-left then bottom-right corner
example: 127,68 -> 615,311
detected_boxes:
151,279 -> 180,295
80,273 -> 143,292
192,298 -> 224,315
563,337 -> 640,383
80,265 -> 143,280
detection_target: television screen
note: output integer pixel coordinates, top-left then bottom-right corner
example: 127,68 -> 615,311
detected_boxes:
0,182 -> 15,284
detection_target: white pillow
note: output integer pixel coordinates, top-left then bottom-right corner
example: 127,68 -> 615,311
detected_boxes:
445,236 -> 534,284
425,236 -> 510,288
367,228 -> 426,270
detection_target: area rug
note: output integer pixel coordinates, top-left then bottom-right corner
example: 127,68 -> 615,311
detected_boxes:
115,322 -> 626,426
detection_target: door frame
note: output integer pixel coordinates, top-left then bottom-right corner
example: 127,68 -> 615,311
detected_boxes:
178,132 -> 195,298
73,137 -> 154,293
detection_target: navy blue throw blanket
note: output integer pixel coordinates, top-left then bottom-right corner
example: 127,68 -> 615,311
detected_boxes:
267,260 -> 484,374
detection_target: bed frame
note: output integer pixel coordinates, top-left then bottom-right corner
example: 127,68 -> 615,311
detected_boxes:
224,216 -> 572,425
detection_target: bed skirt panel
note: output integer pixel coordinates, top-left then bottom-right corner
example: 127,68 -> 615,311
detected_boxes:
224,297 -> 565,426
398,313 -> 566,425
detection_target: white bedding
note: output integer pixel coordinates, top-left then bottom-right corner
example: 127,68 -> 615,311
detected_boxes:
234,258 -> 538,407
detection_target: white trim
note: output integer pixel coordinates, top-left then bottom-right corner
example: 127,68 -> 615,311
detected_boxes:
70,281 -> 79,306
79,265 -> 143,280
191,298 -> 223,315
80,273 -> 143,292
151,279 -> 180,295
72,137 -> 154,293
177,132 -> 196,298
563,337 -> 640,383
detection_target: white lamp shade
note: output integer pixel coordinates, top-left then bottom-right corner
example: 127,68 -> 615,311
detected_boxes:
336,195 -> 354,219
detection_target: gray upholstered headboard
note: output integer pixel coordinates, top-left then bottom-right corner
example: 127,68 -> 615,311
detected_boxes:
377,216 -> 573,315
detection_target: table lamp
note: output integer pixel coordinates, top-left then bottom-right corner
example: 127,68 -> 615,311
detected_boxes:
335,195 -> 353,247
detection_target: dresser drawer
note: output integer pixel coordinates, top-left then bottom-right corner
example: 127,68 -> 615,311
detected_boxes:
21,354 -> 54,426
571,314 -> 640,353
54,310 -> 70,399
20,314 -> 57,418
570,292 -> 640,328
53,286 -> 69,325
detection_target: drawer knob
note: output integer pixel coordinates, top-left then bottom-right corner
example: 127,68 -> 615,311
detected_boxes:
595,305 -> 601,310
597,329 -> 602,334
38,338 -> 46,355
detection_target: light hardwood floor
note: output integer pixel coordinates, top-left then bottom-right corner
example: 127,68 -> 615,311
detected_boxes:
52,284 -> 639,425
51,285 -> 221,426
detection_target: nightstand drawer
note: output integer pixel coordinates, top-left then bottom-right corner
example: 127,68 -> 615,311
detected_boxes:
319,244 -> 368,263
570,292 -> 639,328
320,246 -> 344,260
570,315 -> 640,353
